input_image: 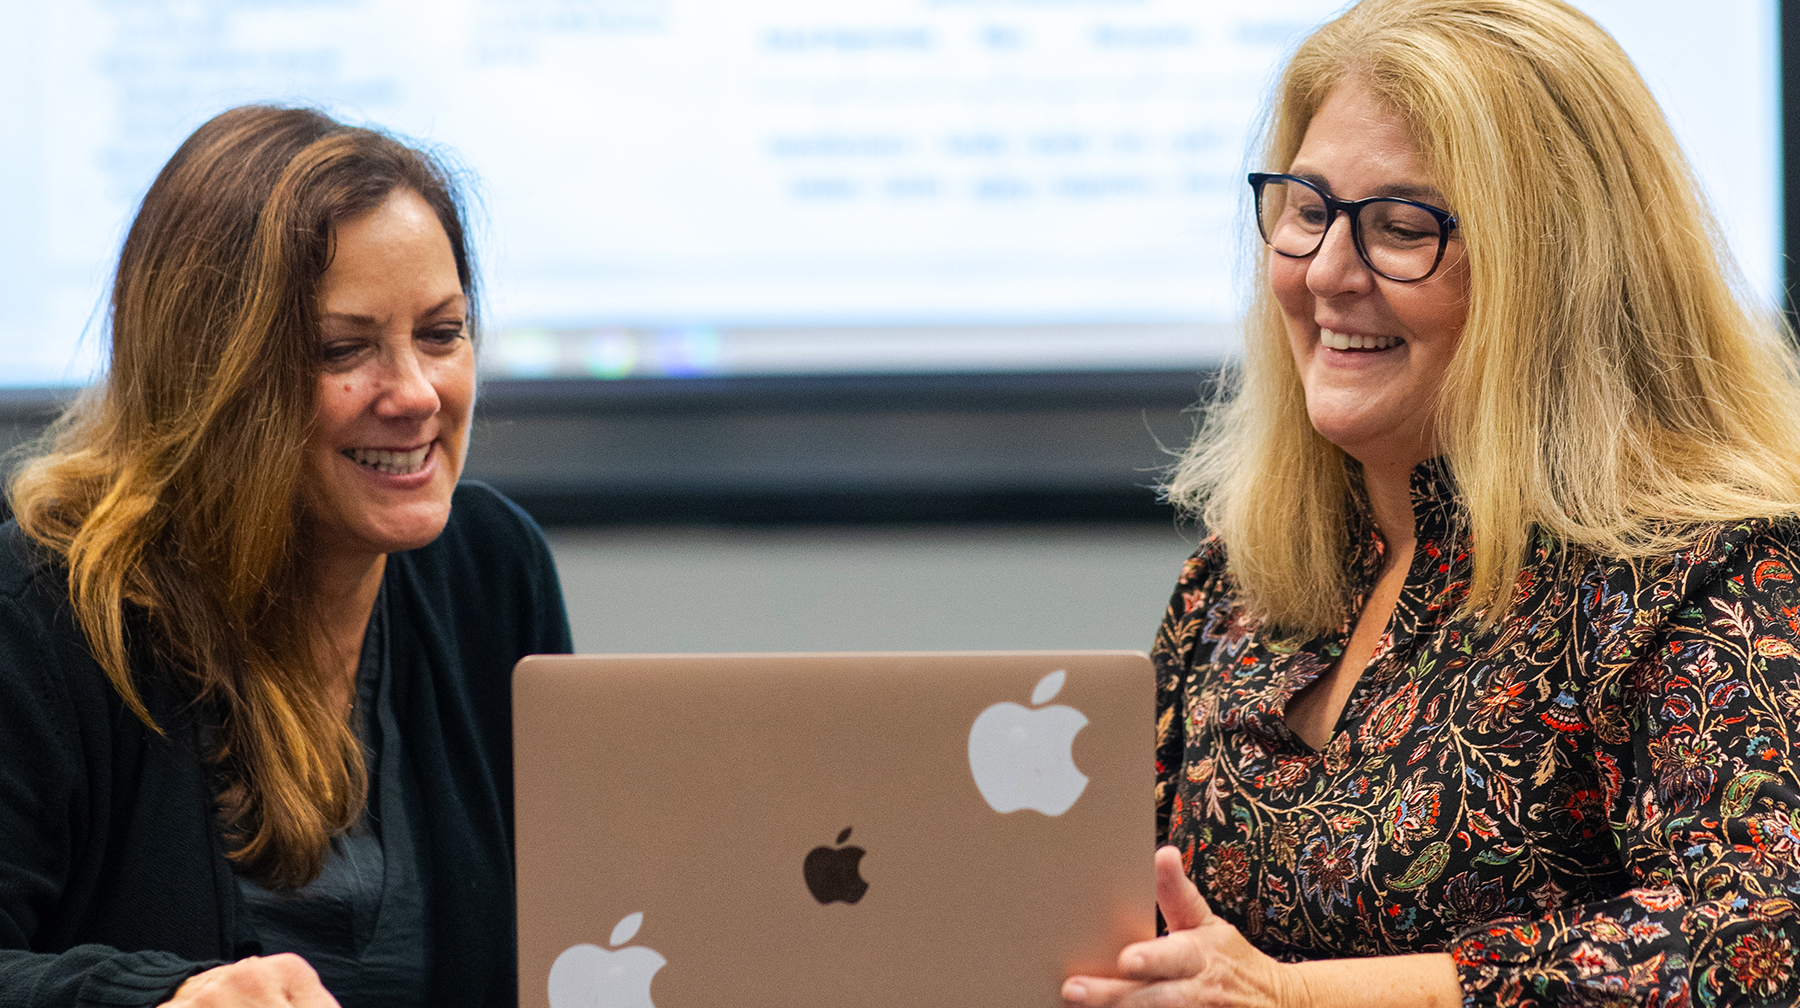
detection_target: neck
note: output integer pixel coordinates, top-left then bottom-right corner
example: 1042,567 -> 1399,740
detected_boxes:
1356,454 -> 1421,561
312,547 -> 387,697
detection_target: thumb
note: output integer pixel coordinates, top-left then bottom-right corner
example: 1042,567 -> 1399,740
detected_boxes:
1154,845 -> 1212,932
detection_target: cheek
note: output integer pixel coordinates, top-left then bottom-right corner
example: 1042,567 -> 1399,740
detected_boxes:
1269,258 -> 1317,368
434,356 -> 477,424
310,378 -> 365,453
1392,285 -> 1468,348
1395,254 -> 1470,344
1269,257 -> 1314,328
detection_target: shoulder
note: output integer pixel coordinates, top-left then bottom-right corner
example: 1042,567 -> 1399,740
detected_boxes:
1154,535 -> 1242,667
1165,535 -> 1235,624
0,522 -> 116,741
1539,517 -> 1800,661
1706,515 -> 1800,564
406,482 -> 556,577
1666,515 -> 1800,607
445,481 -> 551,550
1597,516 -> 1800,606
0,520 -> 65,603
390,481 -> 571,654
0,522 -> 83,661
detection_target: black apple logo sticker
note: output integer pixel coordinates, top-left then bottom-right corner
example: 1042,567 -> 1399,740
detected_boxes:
803,826 -> 869,905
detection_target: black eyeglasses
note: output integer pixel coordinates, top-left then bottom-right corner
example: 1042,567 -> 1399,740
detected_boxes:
1248,172 -> 1459,283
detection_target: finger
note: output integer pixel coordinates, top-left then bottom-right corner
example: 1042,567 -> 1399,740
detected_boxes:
164,968 -> 214,1006
164,963 -> 251,1007
1117,932 -> 1209,983
167,955 -> 341,1008
1061,974 -> 1148,1007
1154,845 -> 1212,932
264,954 -> 342,1008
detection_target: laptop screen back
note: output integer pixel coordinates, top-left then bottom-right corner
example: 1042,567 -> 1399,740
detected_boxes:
514,650 -> 1156,1008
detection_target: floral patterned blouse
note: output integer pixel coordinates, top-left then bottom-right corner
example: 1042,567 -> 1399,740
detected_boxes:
1154,460 -> 1800,1007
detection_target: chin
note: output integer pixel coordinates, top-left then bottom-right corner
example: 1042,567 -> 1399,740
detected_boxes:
1308,407 -> 1436,467
1306,413 -> 1369,451
372,517 -> 453,554
334,503 -> 455,556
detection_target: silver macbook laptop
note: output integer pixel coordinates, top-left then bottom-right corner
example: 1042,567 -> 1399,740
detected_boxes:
513,650 -> 1156,1008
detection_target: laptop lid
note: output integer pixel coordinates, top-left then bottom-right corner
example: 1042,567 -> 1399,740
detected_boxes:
513,650 -> 1156,1008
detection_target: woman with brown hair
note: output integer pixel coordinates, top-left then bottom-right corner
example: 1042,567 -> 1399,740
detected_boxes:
0,106 -> 570,1007
1063,0 -> 1800,1005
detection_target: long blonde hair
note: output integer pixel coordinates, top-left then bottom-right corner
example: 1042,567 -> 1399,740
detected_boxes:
10,106 -> 475,889
1167,0 -> 1800,635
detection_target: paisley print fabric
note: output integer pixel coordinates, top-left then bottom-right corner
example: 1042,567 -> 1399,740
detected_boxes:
1153,460 -> 1800,1006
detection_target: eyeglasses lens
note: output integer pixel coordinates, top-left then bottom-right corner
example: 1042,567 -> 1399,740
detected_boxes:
1359,200 -> 1444,282
1257,179 -> 1328,257
1257,178 -> 1444,282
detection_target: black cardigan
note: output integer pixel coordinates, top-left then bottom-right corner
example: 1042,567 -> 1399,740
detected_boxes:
0,483 -> 572,1008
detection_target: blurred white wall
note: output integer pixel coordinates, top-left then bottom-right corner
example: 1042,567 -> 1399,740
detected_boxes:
547,523 -> 1198,655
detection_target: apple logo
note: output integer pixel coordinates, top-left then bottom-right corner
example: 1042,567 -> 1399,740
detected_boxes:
967,669 -> 1090,816
547,911 -> 665,1008
802,826 -> 870,905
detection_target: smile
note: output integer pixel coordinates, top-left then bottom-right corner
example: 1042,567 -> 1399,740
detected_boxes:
343,445 -> 431,476
1320,328 -> 1403,351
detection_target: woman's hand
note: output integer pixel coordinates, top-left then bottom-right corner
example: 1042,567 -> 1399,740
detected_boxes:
1062,845 -> 1300,1008
162,955 -> 341,1008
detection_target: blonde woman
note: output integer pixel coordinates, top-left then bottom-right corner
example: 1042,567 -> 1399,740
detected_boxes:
1064,1 -> 1800,1006
0,107 -> 569,1007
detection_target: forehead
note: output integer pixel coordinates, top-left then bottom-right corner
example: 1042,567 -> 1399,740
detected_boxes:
318,189 -> 463,309
1288,82 -> 1440,200
328,190 -> 451,269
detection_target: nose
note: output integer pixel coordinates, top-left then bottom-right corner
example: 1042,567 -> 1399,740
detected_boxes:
1304,211 -> 1374,299
374,341 -> 441,421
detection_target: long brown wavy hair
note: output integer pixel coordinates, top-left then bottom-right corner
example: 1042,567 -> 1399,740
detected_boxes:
9,105 -> 475,889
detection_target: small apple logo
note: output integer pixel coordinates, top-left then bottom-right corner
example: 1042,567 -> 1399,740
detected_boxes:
802,826 -> 870,905
967,669 -> 1090,816
547,911 -> 665,1008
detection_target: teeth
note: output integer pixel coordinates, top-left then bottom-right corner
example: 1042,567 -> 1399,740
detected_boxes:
1320,328 -> 1400,351
344,446 -> 430,475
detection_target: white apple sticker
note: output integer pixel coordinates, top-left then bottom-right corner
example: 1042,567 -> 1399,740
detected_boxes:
967,669 -> 1090,816
547,911 -> 666,1008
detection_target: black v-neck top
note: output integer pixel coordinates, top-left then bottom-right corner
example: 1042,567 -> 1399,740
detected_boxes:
237,585 -> 430,1008
1154,459 -> 1800,1006
0,483 -> 572,1008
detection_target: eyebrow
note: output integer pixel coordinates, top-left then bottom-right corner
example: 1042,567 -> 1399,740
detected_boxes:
321,294 -> 466,328
1292,172 -> 1448,206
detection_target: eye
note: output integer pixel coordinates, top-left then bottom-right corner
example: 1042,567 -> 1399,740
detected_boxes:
320,340 -> 366,367
1380,224 -> 1433,243
418,321 -> 468,350
1295,206 -> 1330,229
1366,203 -> 1443,247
